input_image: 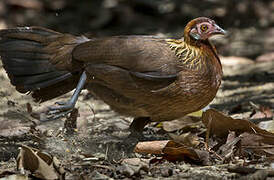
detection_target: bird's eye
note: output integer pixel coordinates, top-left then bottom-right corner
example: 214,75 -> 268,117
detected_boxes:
200,24 -> 208,32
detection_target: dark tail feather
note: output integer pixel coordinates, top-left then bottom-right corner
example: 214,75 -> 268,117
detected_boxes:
31,74 -> 81,102
0,27 -> 79,102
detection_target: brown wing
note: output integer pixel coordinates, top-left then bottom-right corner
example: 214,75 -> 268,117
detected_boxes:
73,36 -> 181,91
72,36 -> 180,74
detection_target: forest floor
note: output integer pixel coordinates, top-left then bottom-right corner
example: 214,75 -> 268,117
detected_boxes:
0,58 -> 273,179
0,0 -> 274,179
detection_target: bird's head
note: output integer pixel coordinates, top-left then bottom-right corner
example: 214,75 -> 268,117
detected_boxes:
184,17 -> 227,43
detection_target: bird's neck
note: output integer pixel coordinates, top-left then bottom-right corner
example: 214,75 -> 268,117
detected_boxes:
166,38 -> 207,70
166,38 -> 223,79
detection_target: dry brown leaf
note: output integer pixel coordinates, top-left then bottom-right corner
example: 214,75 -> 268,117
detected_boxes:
162,141 -> 199,160
240,132 -> 274,157
202,109 -> 274,158
218,131 -> 241,159
163,141 -> 209,164
16,145 -> 64,180
169,132 -> 200,147
134,140 -> 209,164
202,109 -> 274,138
134,140 -> 169,154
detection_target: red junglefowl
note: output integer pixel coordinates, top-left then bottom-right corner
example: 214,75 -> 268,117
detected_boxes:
0,17 -> 226,135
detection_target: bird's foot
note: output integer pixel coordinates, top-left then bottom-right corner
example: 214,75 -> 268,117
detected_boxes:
33,71 -> 87,122
49,101 -> 75,111
41,101 -> 75,121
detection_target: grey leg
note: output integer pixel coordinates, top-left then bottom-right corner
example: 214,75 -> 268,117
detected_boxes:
43,71 -> 87,121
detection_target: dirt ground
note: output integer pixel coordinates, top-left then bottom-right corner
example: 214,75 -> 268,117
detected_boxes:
0,0 -> 274,179
1,57 -> 273,180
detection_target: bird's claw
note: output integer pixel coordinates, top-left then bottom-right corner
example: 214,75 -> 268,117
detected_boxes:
40,101 -> 75,121
41,109 -> 73,122
47,109 -> 59,115
55,101 -> 66,105
40,71 -> 86,122
48,101 -> 74,111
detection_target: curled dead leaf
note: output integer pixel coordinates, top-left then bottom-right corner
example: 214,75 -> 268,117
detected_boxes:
134,140 -> 209,164
202,109 -> 274,158
202,109 -> 274,138
240,132 -> 274,157
134,140 -> 169,154
162,141 -> 209,164
169,132 -> 200,147
16,145 -> 64,180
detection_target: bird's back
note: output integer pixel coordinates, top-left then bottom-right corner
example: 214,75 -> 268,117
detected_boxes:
73,35 -> 182,75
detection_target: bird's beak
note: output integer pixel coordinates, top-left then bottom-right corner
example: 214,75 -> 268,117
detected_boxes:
212,24 -> 227,36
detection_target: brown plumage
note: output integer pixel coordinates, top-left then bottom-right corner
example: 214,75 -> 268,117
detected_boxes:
0,17 -> 226,134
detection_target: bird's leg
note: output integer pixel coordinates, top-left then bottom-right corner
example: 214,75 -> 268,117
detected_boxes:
128,117 -> 151,139
44,71 -> 87,121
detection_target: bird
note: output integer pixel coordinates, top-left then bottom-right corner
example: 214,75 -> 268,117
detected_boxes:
0,17 -> 226,135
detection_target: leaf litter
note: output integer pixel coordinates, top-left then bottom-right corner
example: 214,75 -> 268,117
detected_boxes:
1,107 -> 274,179
0,62 -> 273,179
132,108 -> 274,178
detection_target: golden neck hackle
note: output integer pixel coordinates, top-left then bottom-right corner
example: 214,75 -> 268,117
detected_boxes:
166,39 -> 207,70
